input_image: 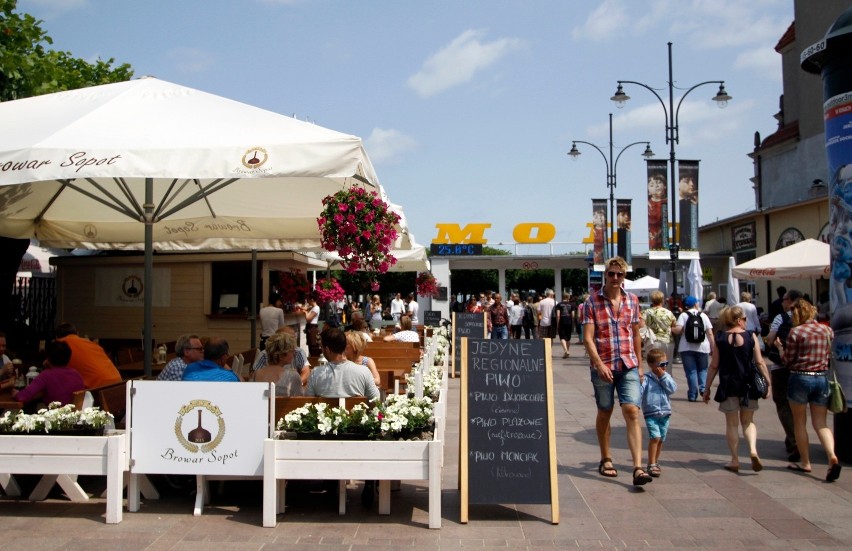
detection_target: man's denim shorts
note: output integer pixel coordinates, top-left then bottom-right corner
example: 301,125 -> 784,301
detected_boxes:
787,371 -> 829,407
591,366 -> 641,410
645,414 -> 670,441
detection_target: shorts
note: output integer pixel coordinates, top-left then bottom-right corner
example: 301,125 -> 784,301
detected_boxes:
591,366 -> 641,410
558,321 -> 573,340
718,395 -> 758,413
787,371 -> 829,407
645,415 -> 670,441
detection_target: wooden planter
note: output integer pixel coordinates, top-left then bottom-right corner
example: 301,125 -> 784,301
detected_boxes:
263,430 -> 443,528
0,431 -> 128,523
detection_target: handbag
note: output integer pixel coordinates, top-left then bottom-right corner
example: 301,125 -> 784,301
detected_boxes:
829,366 -> 848,414
751,366 -> 769,399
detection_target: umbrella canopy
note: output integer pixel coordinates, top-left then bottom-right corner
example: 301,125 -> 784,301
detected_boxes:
0,77 -> 394,250
0,77 -> 399,373
731,239 -> 830,280
727,257 -> 741,303
687,259 -> 704,305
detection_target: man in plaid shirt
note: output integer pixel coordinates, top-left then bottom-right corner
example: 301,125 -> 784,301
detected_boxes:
157,334 -> 203,381
582,256 -> 651,486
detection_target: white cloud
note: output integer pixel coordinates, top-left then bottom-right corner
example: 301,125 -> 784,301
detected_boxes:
407,29 -> 523,98
365,128 -> 418,164
570,0 -> 631,42
735,47 -> 781,81
167,48 -> 215,74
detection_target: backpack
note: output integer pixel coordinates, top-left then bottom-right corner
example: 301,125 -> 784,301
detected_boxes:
683,311 -> 706,343
523,305 -> 537,327
766,312 -> 791,365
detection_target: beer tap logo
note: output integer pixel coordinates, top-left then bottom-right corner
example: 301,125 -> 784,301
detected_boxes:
174,399 -> 226,453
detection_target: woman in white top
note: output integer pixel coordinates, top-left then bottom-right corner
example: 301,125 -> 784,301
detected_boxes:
302,295 -> 321,356
384,315 -> 420,343
368,295 -> 383,330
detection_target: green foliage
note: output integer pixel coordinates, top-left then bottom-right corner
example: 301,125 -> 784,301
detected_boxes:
0,0 -> 133,101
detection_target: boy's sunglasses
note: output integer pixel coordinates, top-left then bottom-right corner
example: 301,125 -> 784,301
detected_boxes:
656,361 -> 669,368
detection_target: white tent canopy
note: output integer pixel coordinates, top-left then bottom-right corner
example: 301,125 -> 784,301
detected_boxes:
732,239 -> 830,280
624,275 -> 660,291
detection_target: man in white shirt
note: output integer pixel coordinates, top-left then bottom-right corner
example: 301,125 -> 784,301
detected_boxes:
390,293 -> 405,322
537,289 -> 556,339
306,328 -> 379,401
672,295 -> 715,402
259,294 -> 286,349
737,291 -> 761,340
702,292 -> 725,331
404,293 -> 419,324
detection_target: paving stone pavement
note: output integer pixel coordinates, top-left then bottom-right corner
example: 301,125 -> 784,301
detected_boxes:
2,340 -> 851,550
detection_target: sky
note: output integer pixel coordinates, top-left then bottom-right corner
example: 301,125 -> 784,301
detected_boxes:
20,0 -> 797,255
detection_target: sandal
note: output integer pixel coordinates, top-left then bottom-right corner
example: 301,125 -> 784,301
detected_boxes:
647,463 -> 661,478
632,467 -> 652,486
750,455 -> 763,472
598,458 -> 617,478
827,462 -> 842,482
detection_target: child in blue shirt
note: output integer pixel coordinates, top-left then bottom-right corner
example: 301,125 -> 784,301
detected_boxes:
642,348 -> 678,477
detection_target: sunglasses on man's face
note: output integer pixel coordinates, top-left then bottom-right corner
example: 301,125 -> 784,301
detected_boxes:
607,271 -> 625,278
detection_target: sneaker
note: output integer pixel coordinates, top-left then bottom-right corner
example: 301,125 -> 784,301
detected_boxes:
562,353 -> 569,359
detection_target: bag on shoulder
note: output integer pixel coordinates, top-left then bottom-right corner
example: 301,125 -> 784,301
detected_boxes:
750,362 -> 769,399
683,311 -> 706,343
829,367 -> 848,414
523,305 -> 537,327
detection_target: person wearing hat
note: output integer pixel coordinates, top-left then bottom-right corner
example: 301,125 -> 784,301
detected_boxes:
672,295 -> 715,402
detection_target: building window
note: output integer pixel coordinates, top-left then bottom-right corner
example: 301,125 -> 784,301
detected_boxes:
211,261 -> 259,314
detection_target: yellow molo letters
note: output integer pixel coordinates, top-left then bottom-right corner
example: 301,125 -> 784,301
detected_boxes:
432,222 -> 559,244
512,223 -> 555,244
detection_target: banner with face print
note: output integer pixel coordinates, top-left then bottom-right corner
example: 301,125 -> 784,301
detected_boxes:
592,198 -> 608,271
678,160 -> 700,251
646,160 -> 668,255
616,199 -> 632,265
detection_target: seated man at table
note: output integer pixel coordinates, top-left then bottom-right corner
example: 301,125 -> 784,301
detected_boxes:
182,337 -> 240,382
252,326 -> 311,386
12,340 -> 84,407
383,315 -> 420,343
55,322 -> 122,389
157,334 -> 204,381
306,328 -> 379,401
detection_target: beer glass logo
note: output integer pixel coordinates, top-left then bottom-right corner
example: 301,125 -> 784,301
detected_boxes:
174,399 -> 226,453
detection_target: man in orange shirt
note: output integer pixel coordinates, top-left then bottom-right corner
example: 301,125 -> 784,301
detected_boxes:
55,322 -> 122,388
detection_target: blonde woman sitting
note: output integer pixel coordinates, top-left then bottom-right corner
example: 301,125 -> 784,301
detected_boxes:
345,330 -> 381,387
252,332 -> 304,396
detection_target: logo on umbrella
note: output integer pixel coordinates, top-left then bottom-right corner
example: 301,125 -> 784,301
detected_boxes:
241,147 -> 269,169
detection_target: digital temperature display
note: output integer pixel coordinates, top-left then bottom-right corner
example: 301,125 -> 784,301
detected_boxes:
430,244 -> 483,256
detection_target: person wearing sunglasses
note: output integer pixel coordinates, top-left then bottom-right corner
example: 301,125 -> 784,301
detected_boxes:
640,348 -> 677,478
582,256 -> 652,486
157,333 -> 204,381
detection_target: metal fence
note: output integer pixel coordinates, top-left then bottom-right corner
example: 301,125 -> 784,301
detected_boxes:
12,275 -> 56,342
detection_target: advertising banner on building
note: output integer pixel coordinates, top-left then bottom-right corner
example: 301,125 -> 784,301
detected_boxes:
678,160 -> 700,251
94,267 -> 171,307
616,199 -> 632,265
592,198 -> 608,270
646,160 -> 669,255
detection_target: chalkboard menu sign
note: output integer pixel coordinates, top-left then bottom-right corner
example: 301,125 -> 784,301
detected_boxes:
423,310 -> 442,327
460,338 -> 558,524
451,312 -> 486,378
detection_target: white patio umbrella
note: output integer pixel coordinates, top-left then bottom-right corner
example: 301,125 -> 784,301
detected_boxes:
731,239 -> 830,280
686,259 -> 704,306
727,257 -> 741,305
0,77 -> 397,373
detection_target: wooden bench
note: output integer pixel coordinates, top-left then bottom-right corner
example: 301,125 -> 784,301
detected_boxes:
72,380 -> 128,428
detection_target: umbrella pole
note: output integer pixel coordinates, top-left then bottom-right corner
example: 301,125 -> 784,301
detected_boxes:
250,249 -> 257,349
143,178 -> 154,378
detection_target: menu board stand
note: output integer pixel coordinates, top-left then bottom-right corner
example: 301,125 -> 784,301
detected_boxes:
451,312 -> 487,378
459,337 -> 559,524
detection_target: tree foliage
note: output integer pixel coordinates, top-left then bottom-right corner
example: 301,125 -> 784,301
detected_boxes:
0,0 -> 134,336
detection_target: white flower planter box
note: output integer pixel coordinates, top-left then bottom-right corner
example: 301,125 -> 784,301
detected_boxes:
0,431 -> 128,523
263,433 -> 443,528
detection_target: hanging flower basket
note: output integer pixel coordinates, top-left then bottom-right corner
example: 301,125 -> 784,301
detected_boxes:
277,269 -> 311,306
314,277 -> 345,304
415,271 -> 441,298
317,187 -> 400,277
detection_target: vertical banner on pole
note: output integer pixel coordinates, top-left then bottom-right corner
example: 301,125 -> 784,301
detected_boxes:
616,199 -> 632,266
592,198 -> 608,271
678,160 -> 700,251
646,160 -> 669,256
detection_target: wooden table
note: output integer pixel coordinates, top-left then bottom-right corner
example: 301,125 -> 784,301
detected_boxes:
0,385 -> 22,412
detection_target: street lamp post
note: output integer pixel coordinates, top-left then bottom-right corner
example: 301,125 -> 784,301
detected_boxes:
568,113 -> 654,259
612,41 -> 730,292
